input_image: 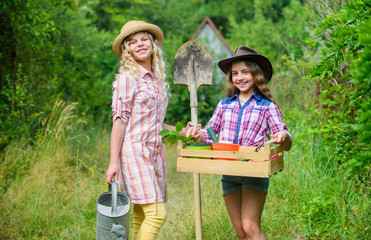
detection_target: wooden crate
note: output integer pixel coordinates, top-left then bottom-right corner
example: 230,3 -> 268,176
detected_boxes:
176,141 -> 284,178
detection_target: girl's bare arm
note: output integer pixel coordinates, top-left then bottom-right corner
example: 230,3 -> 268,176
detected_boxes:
106,118 -> 127,183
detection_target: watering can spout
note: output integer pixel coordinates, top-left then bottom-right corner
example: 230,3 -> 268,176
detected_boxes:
110,224 -> 127,240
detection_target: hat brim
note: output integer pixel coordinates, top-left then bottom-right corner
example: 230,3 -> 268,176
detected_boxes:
112,23 -> 164,58
218,54 -> 273,82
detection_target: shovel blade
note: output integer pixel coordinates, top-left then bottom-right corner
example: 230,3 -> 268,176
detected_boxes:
173,40 -> 213,89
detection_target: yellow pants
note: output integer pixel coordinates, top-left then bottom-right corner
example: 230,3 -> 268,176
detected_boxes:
132,203 -> 166,240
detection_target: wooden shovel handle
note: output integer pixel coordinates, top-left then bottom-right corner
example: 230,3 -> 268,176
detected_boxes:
194,173 -> 202,240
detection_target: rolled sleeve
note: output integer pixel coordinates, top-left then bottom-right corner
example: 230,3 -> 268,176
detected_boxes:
112,74 -> 136,123
265,103 -> 288,135
203,101 -> 224,142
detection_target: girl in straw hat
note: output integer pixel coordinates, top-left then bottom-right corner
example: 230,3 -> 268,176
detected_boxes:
106,20 -> 178,240
187,46 -> 292,239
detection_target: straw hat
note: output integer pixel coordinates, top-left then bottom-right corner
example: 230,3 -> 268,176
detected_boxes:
112,20 -> 164,58
218,46 -> 273,81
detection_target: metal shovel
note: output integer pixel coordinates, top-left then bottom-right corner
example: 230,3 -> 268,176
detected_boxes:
173,40 -> 213,240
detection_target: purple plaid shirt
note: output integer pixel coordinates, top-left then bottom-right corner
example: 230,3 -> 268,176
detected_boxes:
203,91 -> 290,147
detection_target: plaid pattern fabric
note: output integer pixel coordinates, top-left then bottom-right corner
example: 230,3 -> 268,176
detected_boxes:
203,92 -> 289,147
112,65 -> 168,204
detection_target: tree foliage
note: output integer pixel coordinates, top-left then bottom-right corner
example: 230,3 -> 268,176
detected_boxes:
309,0 -> 370,176
0,0 -> 116,149
0,0 -> 369,178
0,0 -> 370,238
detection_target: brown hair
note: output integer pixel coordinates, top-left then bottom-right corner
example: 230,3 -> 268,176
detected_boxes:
225,60 -> 278,107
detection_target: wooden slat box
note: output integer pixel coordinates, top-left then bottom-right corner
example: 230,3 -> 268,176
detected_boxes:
177,140 -> 284,178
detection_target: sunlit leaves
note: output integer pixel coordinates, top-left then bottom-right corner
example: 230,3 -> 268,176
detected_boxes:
309,0 -> 370,175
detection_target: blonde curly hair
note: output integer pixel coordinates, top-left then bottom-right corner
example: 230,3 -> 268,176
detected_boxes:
117,31 -> 170,98
225,60 -> 278,107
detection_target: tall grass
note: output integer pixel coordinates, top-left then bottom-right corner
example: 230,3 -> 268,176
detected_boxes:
0,101 -> 108,239
0,101 -> 368,239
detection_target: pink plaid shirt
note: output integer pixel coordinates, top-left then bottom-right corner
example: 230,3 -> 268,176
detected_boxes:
203,92 -> 290,147
112,65 -> 168,204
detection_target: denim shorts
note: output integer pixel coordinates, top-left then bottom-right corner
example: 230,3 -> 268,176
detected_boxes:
221,175 -> 269,196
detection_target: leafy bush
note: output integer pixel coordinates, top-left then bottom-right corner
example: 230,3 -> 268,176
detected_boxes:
347,18 -> 371,176
0,65 -> 38,149
309,0 -> 370,176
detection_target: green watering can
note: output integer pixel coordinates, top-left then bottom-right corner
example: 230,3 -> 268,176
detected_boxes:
96,181 -> 130,240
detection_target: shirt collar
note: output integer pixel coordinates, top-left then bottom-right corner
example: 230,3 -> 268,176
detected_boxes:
137,64 -> 156,79
229,91 -> 263,102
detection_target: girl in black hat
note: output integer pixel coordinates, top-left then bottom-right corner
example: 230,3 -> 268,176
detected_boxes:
188,46 -> 292,239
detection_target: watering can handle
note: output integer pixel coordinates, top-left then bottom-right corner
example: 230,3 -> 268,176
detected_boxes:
110,180 -> 118,216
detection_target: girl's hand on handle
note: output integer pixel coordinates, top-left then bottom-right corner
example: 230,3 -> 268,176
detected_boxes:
187,121 -> 202,130
186,126 -> 206,143
180,121 -> 202,138
271,131 -> 285,145
185,121 -> 202,139
185,122 -> 201,131
106,163 -> 119,184
179,121 -> 194,136
271,131 -> 292,151
186,127 -> 200,141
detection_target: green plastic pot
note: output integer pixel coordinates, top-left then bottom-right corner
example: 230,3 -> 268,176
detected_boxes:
184,143 -> 212,150
185,143 -> 212,158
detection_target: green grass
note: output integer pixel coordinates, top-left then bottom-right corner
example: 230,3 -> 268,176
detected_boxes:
0,102 -> 369,239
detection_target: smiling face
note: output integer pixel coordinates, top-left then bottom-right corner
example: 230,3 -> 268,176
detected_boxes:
128,31 -> 153,66
231,60 -> 257,99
